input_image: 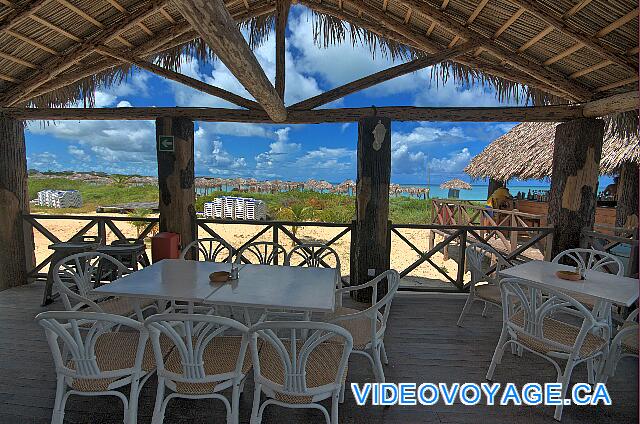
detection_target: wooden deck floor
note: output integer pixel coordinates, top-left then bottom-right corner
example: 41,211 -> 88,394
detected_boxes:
1,282 -> 637,424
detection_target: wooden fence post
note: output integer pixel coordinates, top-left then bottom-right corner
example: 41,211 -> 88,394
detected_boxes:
510,210 -> 518,253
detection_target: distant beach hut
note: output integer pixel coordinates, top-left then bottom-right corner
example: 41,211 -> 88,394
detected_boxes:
440,179 -> 472,199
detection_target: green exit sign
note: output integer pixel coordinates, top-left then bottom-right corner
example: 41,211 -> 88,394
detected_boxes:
158,135 -> 174,152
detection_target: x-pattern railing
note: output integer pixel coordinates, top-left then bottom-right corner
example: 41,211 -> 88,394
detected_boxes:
582,225 -> 639,277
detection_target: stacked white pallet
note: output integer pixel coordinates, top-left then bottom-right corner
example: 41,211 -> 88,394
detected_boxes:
203,202 -> 215,218
244,199 -> 266,220
37,190 -> 82,208
244,199 -> 255,220
213,198 -> 223,219
234,198 -> 245,220
224,197 -> 236,220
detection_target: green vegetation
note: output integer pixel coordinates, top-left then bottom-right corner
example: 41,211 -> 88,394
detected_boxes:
28,178 -> 435,224
28,178 -> 158,214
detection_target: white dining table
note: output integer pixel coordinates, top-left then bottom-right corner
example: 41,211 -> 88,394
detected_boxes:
91,259 -> 337,313
499,260 -> 639,321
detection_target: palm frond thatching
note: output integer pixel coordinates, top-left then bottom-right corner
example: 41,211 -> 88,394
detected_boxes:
464,122 -> 640,182
440,179 -> 472,190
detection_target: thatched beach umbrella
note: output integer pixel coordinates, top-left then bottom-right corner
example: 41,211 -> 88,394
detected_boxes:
464,122 -> 640,181
440,179 -> 472,190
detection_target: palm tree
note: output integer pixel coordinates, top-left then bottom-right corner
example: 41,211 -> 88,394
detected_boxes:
110,174 -> 133,188
276,203 -> 316,236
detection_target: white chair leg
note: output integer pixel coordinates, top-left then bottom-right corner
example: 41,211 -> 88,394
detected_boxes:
481,302 -> 489,317
457,295 -> 475,327
250,383 -> 262,424
230,381 -> 241,424
380,341 -> 389,365
486,327 -> 509,381
554,360 -> 576,421
373,347 -> 386,383
128,377 -> 141,424
151,379 -> 166,424
339,383 -> 346,403
331,393 -> 339,424
52,376 -> 66,424
587,359 -> 595,384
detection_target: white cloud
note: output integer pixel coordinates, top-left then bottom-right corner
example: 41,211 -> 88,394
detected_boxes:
194,127 -> 247,176
255,127 -> 301,169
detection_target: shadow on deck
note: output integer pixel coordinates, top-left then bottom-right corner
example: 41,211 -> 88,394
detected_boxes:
1,282 -> 637,423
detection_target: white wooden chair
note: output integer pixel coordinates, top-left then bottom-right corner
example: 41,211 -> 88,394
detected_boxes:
600,308 -> 638,383
286,243 -> 342,306
53,252 -> 157,320
235,241 -> 287,265
457,242 -> 512,327
144,313 -> 251,424
248,321 -> 353,424
486,278 -> 610,421
179,237 -> 233,262
327,269 -> 400,383
552,248 -> 624,325
36,311 -> 165,424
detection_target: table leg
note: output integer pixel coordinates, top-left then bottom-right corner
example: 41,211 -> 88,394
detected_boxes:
42,251 -> 64,306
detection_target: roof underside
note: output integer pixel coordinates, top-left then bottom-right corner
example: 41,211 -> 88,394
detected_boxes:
464,121 -> 640,181
0,0 -> 637,126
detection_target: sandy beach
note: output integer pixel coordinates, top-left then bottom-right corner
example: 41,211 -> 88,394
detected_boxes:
31,213 -> 467,289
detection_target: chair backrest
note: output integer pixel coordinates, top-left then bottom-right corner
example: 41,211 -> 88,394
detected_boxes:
332,270 -> 400,348
111,238 -> 143,246
179,237 -> 233,262
465,242 -> 511,286
235,241 -> 286,265
53,252 -> 128,312
145,314 -> 249,385
499,278 -> 608,355
552,248 -> 624,276
72,235 -> 102,244
286,243 -> 342,305
36,311 -> 147,382
249,321 -> 352,398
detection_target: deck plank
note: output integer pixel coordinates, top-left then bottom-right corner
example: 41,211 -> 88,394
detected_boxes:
1,282 -> 637,423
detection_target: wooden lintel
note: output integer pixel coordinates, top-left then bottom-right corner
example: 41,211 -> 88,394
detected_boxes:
175,0 -> 287,122
275,0 -> 291,101
96,46 -> 261,110
2,104 -> 589,123
289,39 -> 482,111
582,91 -> 639,118
396,0 -> 593,101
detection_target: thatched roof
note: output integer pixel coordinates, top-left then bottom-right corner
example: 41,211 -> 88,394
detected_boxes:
465,122 -> 640,181
440,178 -> 472,190
0,1 -> 637,134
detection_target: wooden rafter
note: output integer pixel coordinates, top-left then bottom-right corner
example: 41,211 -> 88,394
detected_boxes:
517,26 -> 553,53
159,7 -> 176,23
0,51 -> 37,69
304,0 -> 572,100
508,0 -> 636,74
19,5 -> 275,104
1,0 -> 170,106
395,0 -> 593,101
595,76 -> 639,93
467,0 -> 489,25
493,7 -> 525,39
29,15 -> 82,42
57,0 -> 105,28
289,39 -> 482,111
595,8 -> 638,38
4,29 -> 58,55
96,45 -> 262,110
175,0 -> 286,122
275,0 -> 290,101
6,92 -> 637,122
0,0 -> 49,32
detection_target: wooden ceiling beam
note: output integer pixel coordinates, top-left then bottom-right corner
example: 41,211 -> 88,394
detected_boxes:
96,45 -> 261,109
563,0 -> 593,18
517,26 -> 553,53
595,8 -> 638,38
174,0 -> 286,122
595,76 -> 638,93
467,0 -> 489,25
0,51 -> 37,69
159,7 -> 176,24
290,39 -> 482,111
4,29 -> 58,55
19,4 -> 275,103
1,0 -> 170,106
305,0 -> 572,100
396,0 -> 593,101
493,7 -> 525,39
275,0 -> 290,101
582,91 -> 638,117
0,72 -> 19,83
1,104 -> 588,123
508,0 -> 636,73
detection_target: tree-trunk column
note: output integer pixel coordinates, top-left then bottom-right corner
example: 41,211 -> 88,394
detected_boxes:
0,114 -> 34,291
487,177 -> 504,198
156,117 -> 196,253
351,116 -> 391,303
548,118 -> 604,259
615,161 -> 639,229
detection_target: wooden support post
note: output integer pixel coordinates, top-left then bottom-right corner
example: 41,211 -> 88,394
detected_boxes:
548,118 -> 604,259
615,162 -> 639,229
0,114 -> 34,291
487,177 -> 504,198
156,117 -> 196,255
275,0 -> 290,101
351,116 -> 391,303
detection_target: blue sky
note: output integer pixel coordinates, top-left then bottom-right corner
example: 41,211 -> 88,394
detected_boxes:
25,5 -> 554,186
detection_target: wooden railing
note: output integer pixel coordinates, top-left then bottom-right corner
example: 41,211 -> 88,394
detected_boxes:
582,224 -> 639,277
390,223 -> 554,291
431,199 -> 548,254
